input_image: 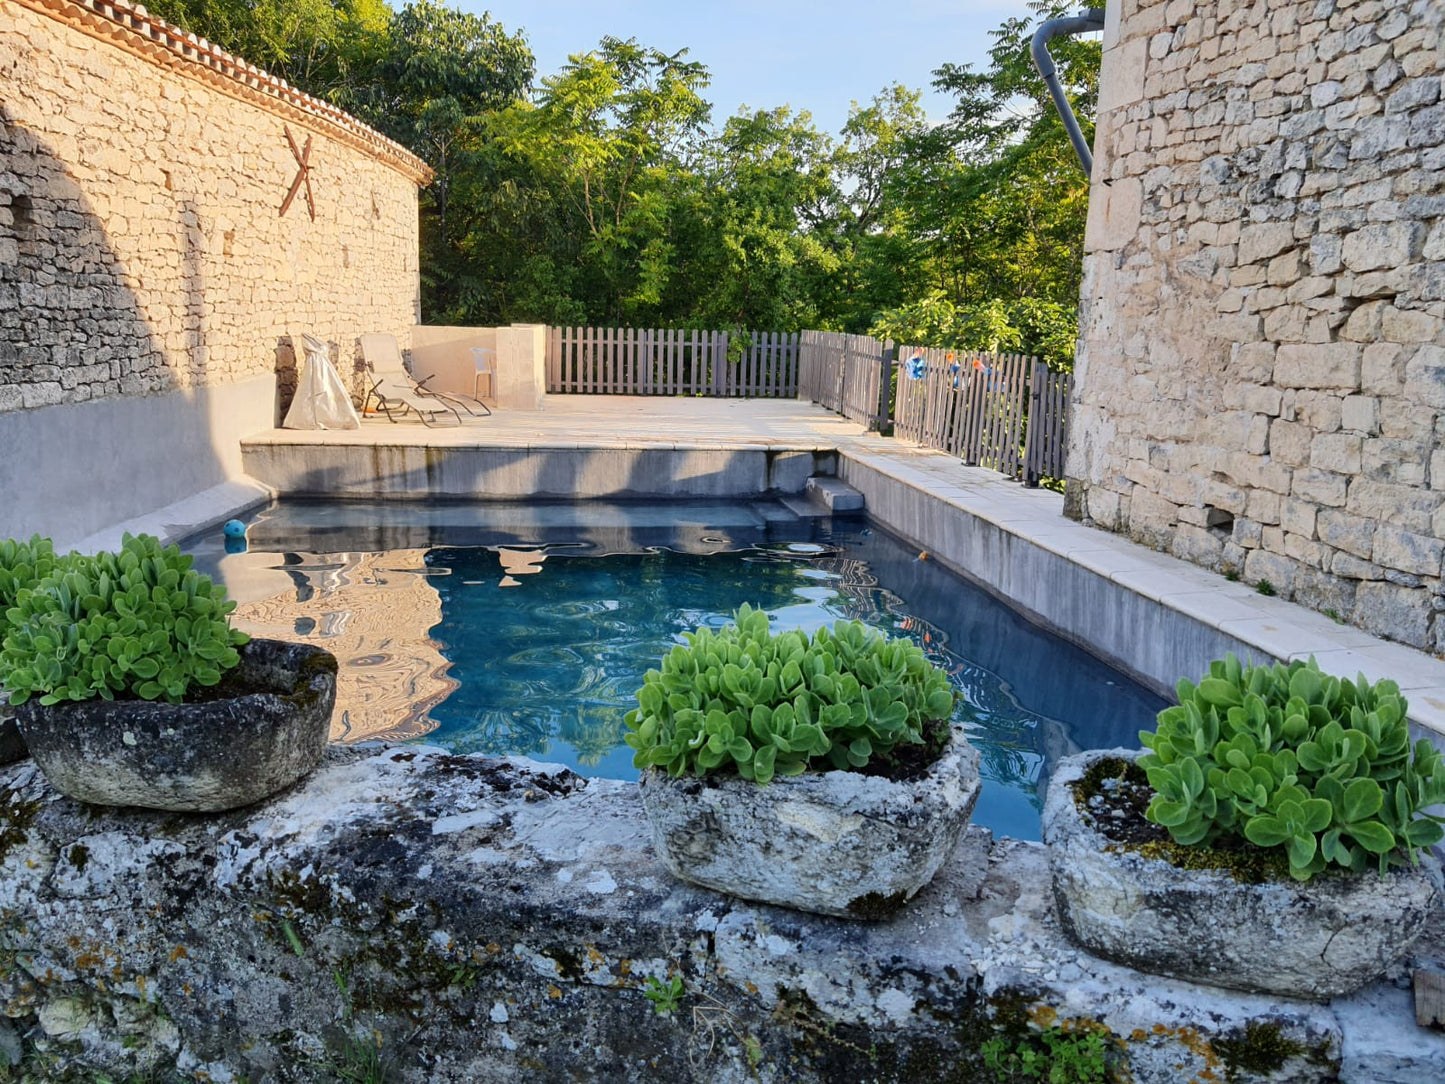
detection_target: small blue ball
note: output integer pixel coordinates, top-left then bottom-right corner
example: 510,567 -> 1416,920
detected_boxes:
222,519 -> 247,539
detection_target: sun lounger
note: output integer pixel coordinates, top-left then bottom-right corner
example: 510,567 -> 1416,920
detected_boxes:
358,333 -> 475,426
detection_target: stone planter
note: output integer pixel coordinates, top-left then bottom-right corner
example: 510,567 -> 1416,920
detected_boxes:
1043,749 -> 1443,1000
0,703 -> 25,765
15,638 -> 336,812
638,725 -> 981,919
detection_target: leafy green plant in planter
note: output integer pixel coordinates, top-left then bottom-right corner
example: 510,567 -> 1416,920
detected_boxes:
624,603 -> 957,782
629,604 -> 980,918
0,536 -> 73,763
0,535 -> 66,611
0,532 -> 336,813
1139,653 -> 1445,880
0,533 -> 248,706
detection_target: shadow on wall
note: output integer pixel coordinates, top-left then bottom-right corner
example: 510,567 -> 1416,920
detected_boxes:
0,116 -> 226,545
274,337 -> 298,425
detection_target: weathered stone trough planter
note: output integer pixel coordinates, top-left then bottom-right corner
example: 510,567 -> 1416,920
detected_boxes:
638,725 -> 981,918
15,638 -> 336,812
1043,748 -> 1444,1000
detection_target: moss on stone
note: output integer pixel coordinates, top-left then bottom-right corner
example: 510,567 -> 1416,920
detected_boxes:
1213,1020 -> 1308,1078
258,866 -> 504,1028
1120,838 -> 1294,884
1071,755 -> 1147,803
280,646 -> 339,712
0,786 -> 41,866
66,842 -> 89,872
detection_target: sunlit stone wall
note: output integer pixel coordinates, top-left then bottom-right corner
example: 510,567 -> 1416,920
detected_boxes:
1069,0 -> 1445,649
0,0 -> 430,544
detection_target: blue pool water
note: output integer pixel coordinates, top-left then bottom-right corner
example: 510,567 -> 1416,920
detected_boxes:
189,500 -> 1166,840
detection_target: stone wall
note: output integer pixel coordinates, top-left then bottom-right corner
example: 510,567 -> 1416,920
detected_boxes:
1068,0 -> 1445,649
0,0 -> 429,544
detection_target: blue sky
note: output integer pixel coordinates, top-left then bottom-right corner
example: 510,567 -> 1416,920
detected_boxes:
456,1 -> 1041,137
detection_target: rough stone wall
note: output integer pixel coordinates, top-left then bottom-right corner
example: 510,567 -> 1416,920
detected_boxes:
0,0 -> 429,415
1068,0 -> 1445,649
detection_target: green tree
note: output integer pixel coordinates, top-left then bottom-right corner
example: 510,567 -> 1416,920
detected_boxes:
685,106 -> 838,329
370,1 -> 533,247
813,85 -> 933,333
873,0 -> 1097,365
145,0 -> 391,103
489,36 -> 712,323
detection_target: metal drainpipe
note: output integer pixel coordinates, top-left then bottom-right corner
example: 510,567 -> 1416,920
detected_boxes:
1031,9 -> 1107,178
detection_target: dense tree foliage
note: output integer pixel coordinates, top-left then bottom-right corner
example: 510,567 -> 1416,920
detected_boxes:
145,0 -> 1096,366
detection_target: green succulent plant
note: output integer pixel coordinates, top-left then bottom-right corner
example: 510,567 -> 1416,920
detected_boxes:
624,603 -> 956,783
0,535 -> 72,701
0,536 -> 67,611
1139,653 -> 1445,880
0,533 -> 248,706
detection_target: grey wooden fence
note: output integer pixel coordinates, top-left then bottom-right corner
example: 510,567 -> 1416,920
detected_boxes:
799,333 -> 1073,486
796,330 -> 893,429
1023,363 -> 1072,486
546,327 -> 799,397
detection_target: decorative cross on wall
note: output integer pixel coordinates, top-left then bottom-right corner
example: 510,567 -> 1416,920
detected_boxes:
279,126 -> 316,221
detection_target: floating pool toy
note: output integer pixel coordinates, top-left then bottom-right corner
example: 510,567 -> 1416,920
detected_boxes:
222,519 -> 246,538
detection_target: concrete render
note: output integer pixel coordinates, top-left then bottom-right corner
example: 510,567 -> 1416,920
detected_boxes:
0,374 -> 276,551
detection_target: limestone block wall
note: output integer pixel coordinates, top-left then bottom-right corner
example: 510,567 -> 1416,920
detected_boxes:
1068,0 -> 1445,650
0,0 -> 430,544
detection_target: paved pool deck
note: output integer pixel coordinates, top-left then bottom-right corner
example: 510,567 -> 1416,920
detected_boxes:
111,396 -> 1445,737
246,395 -> 865,449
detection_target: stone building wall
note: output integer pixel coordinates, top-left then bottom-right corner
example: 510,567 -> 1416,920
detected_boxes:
0,0 -> 430,545
1068,0 -> 1445,650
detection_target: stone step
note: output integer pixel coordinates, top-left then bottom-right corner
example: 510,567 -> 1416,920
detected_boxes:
804,475 -> 865,512
777,493 -> 831,518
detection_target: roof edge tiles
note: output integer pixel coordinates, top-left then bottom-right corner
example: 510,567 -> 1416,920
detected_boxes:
9,0 -> 436,186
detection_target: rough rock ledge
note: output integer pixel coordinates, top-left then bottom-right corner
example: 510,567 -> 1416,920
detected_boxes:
1,746 -> 1442,1082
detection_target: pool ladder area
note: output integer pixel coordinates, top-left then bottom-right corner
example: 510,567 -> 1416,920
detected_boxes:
780,476 -> 866,518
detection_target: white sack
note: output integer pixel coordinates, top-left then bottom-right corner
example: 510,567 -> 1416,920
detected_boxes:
283,334 -> 361,430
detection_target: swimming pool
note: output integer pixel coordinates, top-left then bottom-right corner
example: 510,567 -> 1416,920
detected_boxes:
188,500 -> 1165,839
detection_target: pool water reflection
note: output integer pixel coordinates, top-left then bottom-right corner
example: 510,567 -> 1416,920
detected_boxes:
190,501 -> 1166,840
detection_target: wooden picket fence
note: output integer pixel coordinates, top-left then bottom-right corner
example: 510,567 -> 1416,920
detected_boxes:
1025,363 -> 1072,487
545,327 -> 799,397
796,330 -> 892,429
799,333 -> 1073,486
541,323 -> 1072,486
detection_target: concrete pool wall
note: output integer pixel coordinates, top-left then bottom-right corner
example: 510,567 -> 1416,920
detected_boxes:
837,447 -> 1445,739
